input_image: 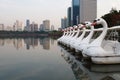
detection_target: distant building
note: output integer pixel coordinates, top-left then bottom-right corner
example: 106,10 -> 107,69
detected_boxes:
30,22 -> 38,32
0,24 -> 4,31
43,20 -> 50,31
61,17 -> 68,29
24,19 -> 31,31
72,0 -> 80,26
26,19 -> 30,27
13,20 -> 23,31
6,26 -> 13,31
51,25 -> 54,31
80,0 -> 97,23
67,7 -> 72,27
39,24 -> 44,31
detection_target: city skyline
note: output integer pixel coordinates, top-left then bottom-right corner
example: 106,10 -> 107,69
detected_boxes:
0,0 -> 120,29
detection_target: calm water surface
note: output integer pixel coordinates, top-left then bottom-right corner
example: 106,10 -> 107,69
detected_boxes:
0,37 -> 120,80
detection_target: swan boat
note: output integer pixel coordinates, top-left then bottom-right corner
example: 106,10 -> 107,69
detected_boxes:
66,26 -> 79,47
69,24 -> 85,49
83,18 -> 120,64
57,29 -> 67,44
71,25 -> 88,52
68,24 -> 85,49
61,27 -> 73,45
75,21 -> 94,53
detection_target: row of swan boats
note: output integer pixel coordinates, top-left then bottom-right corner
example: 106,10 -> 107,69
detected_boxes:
57,18 -> 120,64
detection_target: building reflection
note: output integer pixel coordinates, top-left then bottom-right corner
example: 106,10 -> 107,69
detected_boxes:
51,38 -> 54,45
5,39 -> 13,44
24,38 -> 38,50
0,39 -> 5,46
0,37 -> 51,50
13,38 -> 23,50
39,37 -> 50,50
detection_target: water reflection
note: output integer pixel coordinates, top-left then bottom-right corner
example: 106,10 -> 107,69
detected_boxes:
0,39 -> 5,46
60,46 -> 120,80
24,38 -> 39,50
0,38 -> 76,80
39,38 -> 50,50
13,38 -> 23,50
0,37 -> 54,50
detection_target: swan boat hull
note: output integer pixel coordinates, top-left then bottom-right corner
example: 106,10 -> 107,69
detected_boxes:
92,56 -> 120,64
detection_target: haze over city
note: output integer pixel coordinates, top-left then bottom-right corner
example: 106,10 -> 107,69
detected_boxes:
0,0 -> 120,29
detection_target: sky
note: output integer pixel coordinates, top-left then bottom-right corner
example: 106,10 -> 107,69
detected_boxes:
0,0 -> 120,29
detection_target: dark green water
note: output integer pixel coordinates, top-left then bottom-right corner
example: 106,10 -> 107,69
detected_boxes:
0,37 -> 119,80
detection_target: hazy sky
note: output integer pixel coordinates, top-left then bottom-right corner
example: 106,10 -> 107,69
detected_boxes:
0,0 -> 120,29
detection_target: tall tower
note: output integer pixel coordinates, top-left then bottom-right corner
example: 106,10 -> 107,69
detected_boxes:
80,0 -> 97,23
72,0 -> 80,26
67,7 -> 72,27
43,20 -> 50,31
61,17 -> 68,29
0,24 -> 4,31
25,19 -> 30,31
26,19 -> 30,27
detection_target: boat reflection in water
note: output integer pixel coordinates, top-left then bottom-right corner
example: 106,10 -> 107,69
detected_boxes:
60,46 -> 120,80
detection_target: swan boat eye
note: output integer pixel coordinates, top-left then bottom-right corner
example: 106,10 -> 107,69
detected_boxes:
97,19 -> 100,21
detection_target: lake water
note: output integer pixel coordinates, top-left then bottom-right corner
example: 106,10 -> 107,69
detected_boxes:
0,37 -> 120,80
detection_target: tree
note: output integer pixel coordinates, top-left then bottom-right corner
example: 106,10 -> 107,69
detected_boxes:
102,8 -> 120,27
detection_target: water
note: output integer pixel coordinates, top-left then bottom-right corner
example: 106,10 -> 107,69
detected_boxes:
0,37 -> 120,80
0,38 -> 75,80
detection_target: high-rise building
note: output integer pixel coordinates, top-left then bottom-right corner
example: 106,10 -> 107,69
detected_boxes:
39,24 -> 44,31
51,25 -> 54,31
80,0 -> 97,23
67,7 -> 72,27
24,19 -> 31,31
0,24 -> 4,31
26,19 -> 30,27
61,17 -> 68,29
30,22 -> 38,32
72,0 -> 80,26
43,20 -> 50,31
6,26 -> 13,31
13,20 -> 23,31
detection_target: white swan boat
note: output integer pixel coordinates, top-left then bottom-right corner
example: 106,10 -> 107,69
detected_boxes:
83,18 -> 120,64
57,29 -> 67,43
66,26 -> 78,47
70,24 -> 85,49
69,26 -> 81,48
69,24 -> 84,49
75,21 -> 94,53
62,27 -> 73,45
72,25 -> 87,52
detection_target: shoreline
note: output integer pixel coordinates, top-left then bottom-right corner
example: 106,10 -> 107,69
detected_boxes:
0,31 -> 62,38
